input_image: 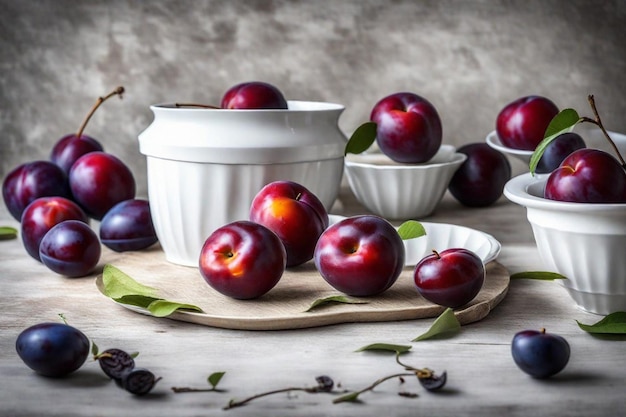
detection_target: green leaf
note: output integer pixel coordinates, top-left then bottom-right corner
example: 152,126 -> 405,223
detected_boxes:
102,264 -> 159,299
147,299 -> 203,317
344,122 -> 377,155
208,371 -> 226,389
115,294 -> 161,309
413,308 -> 461,341
577,311 -> 626,334
91,341 -> 99,357
529,109 -> 582,174
102,264 -> 203,317
397,220 -> 426,240
511,271 -> 568,280
304,295 -> 368,312
0,226 -> 18,240
355,343 -> 412,354
333,391 -> 361,404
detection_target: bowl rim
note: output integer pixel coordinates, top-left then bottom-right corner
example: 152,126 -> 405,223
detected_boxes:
150,100 -> 345,112
504,173 -> 626,212
345,148 -> 466,170
485,130 -> 533,162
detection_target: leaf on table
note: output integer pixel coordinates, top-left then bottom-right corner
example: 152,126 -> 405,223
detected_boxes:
304,295 -> 368,312
576,311 -> 626,334
397,220 -> 427,240
147,299 -> 203,317
344,121 -> 377,155
116,294 -> 162,309
102,264 -> 159,299
0,226 -> 18,240
413,307 -> 461,341
355,343 -> 412,354
208,371 -> 226,389
333,391 -> 361,404
510,271 -> 568,280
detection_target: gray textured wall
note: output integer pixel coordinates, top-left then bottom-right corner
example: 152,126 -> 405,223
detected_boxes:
2,0 -> 625,196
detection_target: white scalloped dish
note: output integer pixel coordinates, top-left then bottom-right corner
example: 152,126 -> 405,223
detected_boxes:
329,215 -> 501,266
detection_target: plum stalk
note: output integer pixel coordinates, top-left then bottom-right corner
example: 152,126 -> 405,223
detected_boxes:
583,95 -> 626,168
75,86 -> 125,138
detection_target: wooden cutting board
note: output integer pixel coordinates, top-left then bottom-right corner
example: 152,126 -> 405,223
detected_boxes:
96,245 -> 510,330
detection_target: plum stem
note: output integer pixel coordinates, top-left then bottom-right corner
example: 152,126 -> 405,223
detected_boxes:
431,249 -> 441,259
332,372 -> 415,404
586,95 -> 626,168
174,103 -> 221,109
76,86 -> 125,138
223,381 -> 341,410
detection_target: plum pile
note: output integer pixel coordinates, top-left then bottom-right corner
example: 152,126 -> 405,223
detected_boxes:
2,86 -> 158,277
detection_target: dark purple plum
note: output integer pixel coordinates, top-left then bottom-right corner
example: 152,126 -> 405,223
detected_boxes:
51,134 -> 103,174
69,151 -> 136,220
16,322 -> 90,377
512,329 -> 570,378
96,348 -> 136,381
99,199 -> 158,252
39,220 -> 101,277
2,160 -> 72,221
448,143 -> 511,207
536,132 -> 586,174
20,196 -> 89,262
121,367 -> 161,396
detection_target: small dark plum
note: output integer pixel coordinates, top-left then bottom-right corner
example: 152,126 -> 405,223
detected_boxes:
536,132 -> 586,174
20,196 -> 89,262
99,199 -> 158,252
2,160 -> 72,221
413,248 -> 485,308
96,348 -> 136,381
39,220 -> 101,277
16,322 -> 90,377
511,328 -> 570,379
121,367 -> 161,396
51,134 -> 103,174
448,143 -> 511,207
69,151 -> 136,220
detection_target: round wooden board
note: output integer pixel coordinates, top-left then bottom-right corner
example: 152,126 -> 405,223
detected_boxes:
95,245 -> 510,330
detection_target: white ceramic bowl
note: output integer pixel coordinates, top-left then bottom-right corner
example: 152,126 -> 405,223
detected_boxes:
138,101 -> 347,267
485,130 -> 533,164
343,145 -> 466,220
328,214 -> 501,267
486,128 -> 626,169
504,173 -> 626,315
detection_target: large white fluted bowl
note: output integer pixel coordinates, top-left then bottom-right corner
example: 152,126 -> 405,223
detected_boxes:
504,173 -> 626,315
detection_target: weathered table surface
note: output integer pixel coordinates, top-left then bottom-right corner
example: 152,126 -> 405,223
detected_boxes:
1,185 -> 624,417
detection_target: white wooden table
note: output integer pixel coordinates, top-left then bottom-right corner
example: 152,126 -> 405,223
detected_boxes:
1,187 -> 624,417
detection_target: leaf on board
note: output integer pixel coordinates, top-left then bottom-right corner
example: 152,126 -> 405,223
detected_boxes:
304,295 -> 368,312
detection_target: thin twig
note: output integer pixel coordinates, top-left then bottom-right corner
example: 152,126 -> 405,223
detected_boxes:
587,94 -> 626,167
